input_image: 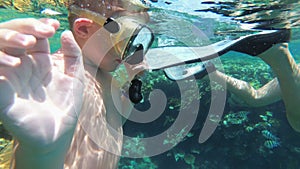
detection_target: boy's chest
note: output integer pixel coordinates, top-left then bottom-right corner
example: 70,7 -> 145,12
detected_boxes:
100,81 -> 123,131
92,71 -> 124,132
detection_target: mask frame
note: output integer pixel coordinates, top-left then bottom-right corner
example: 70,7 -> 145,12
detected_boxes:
69,5 -> 154,65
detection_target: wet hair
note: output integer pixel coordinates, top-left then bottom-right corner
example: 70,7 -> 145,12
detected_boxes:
67,0 -> 122,30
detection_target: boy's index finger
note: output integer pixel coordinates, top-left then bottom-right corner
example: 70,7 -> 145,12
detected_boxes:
0,18 -> 57,39
38,18 -> 60,31
0,29 -> 37,49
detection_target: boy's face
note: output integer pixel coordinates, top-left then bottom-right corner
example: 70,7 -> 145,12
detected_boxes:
73,7 -> 151,72
83,22 -> 125,72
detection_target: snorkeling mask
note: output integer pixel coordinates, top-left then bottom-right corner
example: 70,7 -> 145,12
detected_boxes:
69,5 -> 154,65
69,5 -> 154,104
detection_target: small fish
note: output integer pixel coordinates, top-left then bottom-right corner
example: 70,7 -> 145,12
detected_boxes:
261,130 -> 279,141
41,8 -> 62,15
264,140 -> 280,149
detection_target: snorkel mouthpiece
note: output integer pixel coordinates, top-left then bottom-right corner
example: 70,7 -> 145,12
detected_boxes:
129,79 -> 143,104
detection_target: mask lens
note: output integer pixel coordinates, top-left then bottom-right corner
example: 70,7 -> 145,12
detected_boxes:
123,26 -> 154,64
125,44 -> 144,65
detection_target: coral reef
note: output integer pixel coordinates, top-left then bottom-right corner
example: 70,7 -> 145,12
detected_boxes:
0,121 -> 11,152
0,0 -> 71,12
120,133 -> 158,169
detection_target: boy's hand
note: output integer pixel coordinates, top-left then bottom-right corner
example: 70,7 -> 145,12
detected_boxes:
0,18 -> 84,150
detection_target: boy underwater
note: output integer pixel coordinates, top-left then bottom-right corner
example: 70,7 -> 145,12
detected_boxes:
0,0 -> 300,169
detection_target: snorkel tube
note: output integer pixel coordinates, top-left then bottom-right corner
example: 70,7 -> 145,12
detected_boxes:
119,0 -> 150,104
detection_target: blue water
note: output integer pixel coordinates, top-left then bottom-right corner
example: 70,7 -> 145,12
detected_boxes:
123,1 -> 300,169
1,1 -> 300,168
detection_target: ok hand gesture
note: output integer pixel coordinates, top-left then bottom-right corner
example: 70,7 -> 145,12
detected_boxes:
0,18 -> 84,152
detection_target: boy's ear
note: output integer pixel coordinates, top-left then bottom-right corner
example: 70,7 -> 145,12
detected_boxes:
73,18 -> 94,38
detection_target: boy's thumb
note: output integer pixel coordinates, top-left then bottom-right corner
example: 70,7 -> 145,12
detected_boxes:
61,30 -> 84,82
